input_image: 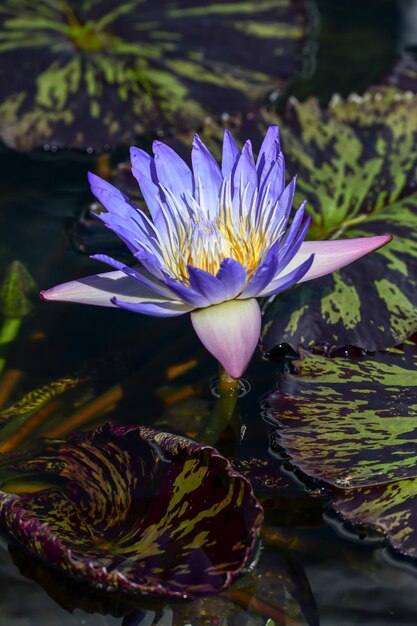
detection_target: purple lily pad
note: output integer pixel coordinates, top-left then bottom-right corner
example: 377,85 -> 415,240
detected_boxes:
0,423 -> 263,599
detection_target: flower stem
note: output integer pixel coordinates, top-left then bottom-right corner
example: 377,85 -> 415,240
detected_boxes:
197,365 -> 240,446
218,365 -> 240,396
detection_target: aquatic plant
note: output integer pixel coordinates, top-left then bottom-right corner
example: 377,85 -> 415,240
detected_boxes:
0,261 -> 37,376
264,87 -> 417,351
0,423 -> 263,598
41,127 -> 390,378
0,0 -> 311,151
267,342 -> 417,559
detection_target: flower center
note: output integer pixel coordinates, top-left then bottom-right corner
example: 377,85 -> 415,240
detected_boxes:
163,216 -> 266,284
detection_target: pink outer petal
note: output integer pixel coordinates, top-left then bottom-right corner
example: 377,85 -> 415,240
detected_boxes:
191,299 -> 261,379
272,235 -> 392,286
40,270 -> 190,311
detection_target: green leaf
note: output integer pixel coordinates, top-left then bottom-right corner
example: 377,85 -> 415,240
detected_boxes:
0,0 -> 313,151
0,423 -> 263,598
0,260 -> 37,318
263,86 -> 417,352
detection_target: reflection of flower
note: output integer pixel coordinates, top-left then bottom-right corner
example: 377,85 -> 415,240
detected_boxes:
41,127 -> 391,377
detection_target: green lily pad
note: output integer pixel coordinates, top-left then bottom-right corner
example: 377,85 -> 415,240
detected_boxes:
268,344 -> 417,488
0,423 -> 263,598
0,0 -> 312,151
267,344 -> 417,559
263,86 -> 417,352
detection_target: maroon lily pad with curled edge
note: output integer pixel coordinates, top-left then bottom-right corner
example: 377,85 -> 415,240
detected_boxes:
0,423 -> 263,599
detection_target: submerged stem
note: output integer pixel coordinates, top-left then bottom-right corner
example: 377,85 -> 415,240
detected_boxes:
0,317 -> 22,377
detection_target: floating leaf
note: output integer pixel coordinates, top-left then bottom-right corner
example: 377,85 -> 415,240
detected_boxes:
384,55 -> 417,92
0,423 -> 263,598
268,344 -> 417,488
263,86 -> 417,352
0,0 -> 312,151
267,344 -> 417,559
332,478 -> 417,559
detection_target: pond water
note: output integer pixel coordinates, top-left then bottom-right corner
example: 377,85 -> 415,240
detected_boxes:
0,1 -> 416,625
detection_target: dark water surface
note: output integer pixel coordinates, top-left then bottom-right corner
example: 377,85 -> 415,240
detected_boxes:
1,1 -> 417,625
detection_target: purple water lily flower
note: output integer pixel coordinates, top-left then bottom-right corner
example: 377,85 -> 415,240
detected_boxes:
41,127 -> 391,378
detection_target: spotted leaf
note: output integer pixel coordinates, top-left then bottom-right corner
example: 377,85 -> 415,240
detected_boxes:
267,344 -> 417,560
263,87 -> 417,352
0,423 -> 263,598
0,0 -> 312,151
267,344 -> 417,488
331,479 -> 417,559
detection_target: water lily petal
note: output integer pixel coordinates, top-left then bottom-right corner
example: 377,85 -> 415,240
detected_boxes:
153,141 -> 193,198
192,135 -> 223,218
133,248 -> 166,280
88,172 -> 137,220
241,242 -> 279,298
276,203 -> 311,269
278,235 -> 393,284
111,297 -> 192,317
191,299 -> 261,378
260,254 -> 314,297
216,258 -> 247,300
40,270 -> 180,308
232,140 -> 257,201
89,172 -> 162,256
163,277 -> 210,308
129,147 -> 161,218
91,254 -> 173,298
221,129 -> 240,177
187,266 -> 225,305
256,125 -> 280,181
258,151 -> 286,210
276,176 -> 297,227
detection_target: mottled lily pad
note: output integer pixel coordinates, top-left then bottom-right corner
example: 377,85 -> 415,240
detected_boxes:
0,423 -> 263,598
0,0 -> 311,151
268,344 -> 417,488
384,55 -> 417,92
263,86 -> 417,352
332,479 -> 417,559
267,344 -> 417,559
